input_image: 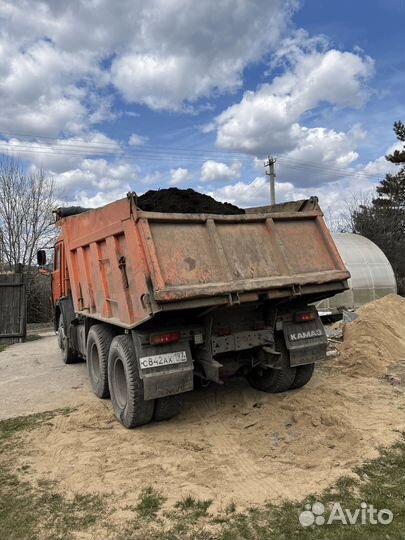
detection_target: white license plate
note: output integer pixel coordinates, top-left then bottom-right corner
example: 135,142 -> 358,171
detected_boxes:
139,351 -> 187,369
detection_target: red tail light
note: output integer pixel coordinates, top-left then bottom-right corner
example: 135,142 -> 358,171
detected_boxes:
295,311 -> 317,323
150,332 -> 181,345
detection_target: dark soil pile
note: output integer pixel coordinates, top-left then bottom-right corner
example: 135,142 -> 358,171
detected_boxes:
137,188 -> 244,214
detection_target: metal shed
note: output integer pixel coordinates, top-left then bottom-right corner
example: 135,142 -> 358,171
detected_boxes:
317,233 -> 397,314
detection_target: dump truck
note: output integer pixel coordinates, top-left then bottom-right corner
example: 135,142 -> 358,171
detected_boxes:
41,194 -> 350,428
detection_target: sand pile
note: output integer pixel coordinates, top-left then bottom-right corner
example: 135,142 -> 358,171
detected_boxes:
136,187 -> 244,214
337,294 -> 405,378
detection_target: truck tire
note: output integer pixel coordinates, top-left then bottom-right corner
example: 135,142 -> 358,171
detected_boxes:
290,363 -> 315,390
58,314 -> 79,364
154,395 -> 183,422
108,335 -> 154,428
247,365 -> 296,393
247,332 -> 296,393
86,325 -> 115,399
57,314 -> 64,350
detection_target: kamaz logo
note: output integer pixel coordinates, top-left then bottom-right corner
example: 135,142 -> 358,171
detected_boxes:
289,329 -> 322,341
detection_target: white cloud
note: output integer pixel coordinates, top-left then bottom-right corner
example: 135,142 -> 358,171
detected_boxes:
53,158 -> 137,198
0,0 -> 298,120
209,176 -> 310,208
214,43 -> 373,155
170,167 -> 191,185
110,0 -> 298,110
201,160 -> 242,182
66,188 -> 131,209
362,142 -> 402,177
210,173 -> 376,216
128,133 -> 147,146
210,33 -> 374,187
140,172 -> 161,186
0,132 -> 121,173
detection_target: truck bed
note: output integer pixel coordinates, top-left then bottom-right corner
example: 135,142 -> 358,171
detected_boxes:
58,195 -> 350,328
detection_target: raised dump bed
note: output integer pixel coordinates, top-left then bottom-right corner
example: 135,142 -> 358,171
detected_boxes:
56,195 -> 348,327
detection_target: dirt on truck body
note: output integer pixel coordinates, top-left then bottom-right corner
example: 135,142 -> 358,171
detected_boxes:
48,190 -> 350,428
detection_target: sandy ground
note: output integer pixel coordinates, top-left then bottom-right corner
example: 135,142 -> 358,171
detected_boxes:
0,332 -> 91,420
1,294 -> 403,513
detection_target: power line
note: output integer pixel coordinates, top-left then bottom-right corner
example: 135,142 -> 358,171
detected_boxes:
0,131 -> 386,181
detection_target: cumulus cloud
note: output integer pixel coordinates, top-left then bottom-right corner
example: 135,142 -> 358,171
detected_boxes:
53,158 -> 137,198
169,167 -> 191,185
211,32 -> 374,187
362,142 -> 402,177
0,132 -> 121,173
210,173 -> 376,216
214,43 -> 373,153
109,0 -> 298,110
0,0 -> 298,121
201,160 -> 242,182
128,133 -> 147,146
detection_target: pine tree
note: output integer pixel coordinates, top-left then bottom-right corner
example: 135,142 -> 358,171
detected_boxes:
374,121 -> 405,208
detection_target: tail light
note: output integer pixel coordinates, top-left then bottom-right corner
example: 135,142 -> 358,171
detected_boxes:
295,311 -> 317,323
150,332 -> 181,345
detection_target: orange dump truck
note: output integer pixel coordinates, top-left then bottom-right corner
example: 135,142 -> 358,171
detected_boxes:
43,194 -> 349,428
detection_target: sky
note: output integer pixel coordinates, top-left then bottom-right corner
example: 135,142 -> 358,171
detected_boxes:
0,0 -> 403,219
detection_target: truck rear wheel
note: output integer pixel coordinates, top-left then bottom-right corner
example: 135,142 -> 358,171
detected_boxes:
247,365 -> 296,393
290,363 -> 315,390
58,314 -> 79,364
154,395 -> 183,422
86,325 -> 115,399
108,335 -> 154,428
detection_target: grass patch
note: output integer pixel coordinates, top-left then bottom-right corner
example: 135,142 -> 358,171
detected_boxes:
175,495 -> 213,521
135,486 -> 166,519
0,342 -> 7,353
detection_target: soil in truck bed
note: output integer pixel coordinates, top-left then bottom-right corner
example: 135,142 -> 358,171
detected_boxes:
137,187 -> 245,214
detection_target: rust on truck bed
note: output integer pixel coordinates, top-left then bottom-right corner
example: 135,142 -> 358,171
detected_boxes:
56,195 -> 349,329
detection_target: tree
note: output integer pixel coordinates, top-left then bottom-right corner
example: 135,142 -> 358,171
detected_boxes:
0,156 -> 56,268
0,156 -> 57,322
352,122 -> 405,295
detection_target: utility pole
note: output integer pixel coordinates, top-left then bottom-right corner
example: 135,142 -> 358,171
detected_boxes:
264,156 -> 276,205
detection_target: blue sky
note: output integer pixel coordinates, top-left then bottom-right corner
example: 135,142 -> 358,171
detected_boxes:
0,0 -> 403,217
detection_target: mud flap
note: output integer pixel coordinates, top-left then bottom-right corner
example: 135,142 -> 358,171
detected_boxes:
136,341 -> 194,400
283,319 -> 327,367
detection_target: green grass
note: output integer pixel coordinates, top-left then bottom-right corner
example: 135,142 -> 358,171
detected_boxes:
135,487 -> 166,519
175,495 -> 213,521
0,343 -> 7,353
1,409 -> 404,540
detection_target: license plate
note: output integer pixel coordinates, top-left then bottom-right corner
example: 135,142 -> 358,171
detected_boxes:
139,351 -> 187,369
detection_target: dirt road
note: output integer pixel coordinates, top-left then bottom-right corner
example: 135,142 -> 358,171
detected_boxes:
0,333 -> 91,420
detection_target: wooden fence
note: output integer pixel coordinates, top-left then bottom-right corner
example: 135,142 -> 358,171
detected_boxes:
0,271 -> 27,344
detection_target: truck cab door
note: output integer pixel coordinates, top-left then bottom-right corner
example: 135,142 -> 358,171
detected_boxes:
52,243 -> 62,303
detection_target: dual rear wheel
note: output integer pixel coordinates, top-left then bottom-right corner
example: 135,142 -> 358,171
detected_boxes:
87,329 -> 182,428
247,336 -> 315,393
247,363 -> 315,393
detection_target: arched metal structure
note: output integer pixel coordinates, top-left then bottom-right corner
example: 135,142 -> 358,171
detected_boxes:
317,233 -> 397,314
